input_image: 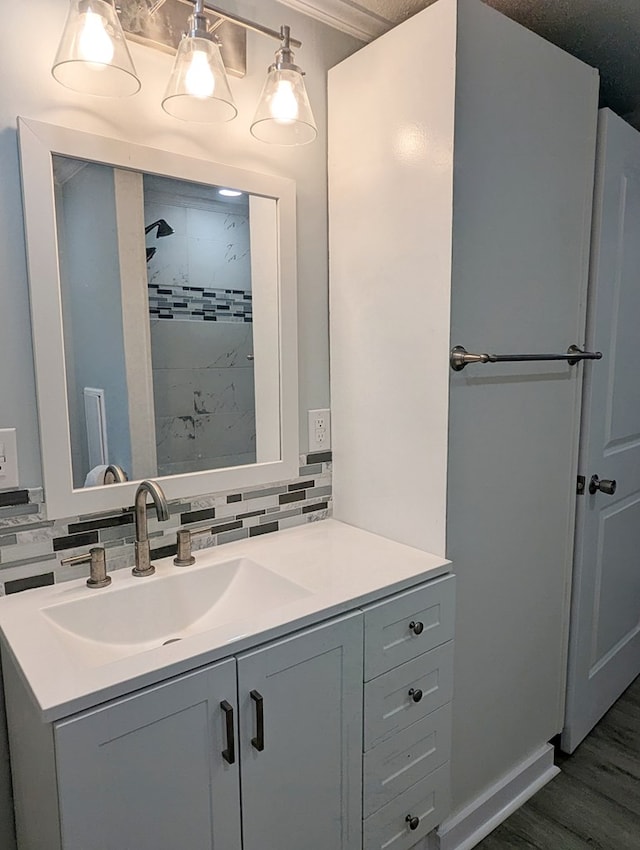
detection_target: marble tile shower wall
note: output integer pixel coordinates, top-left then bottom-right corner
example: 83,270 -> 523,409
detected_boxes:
0,452 -> 332,596
151,320 -> 257,475
145,195 -> 251,317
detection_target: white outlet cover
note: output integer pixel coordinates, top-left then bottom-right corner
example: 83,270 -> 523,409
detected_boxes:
308,409 -> 331,452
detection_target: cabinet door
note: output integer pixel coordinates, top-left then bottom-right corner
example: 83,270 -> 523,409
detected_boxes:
238,613 -> 363,850
54,660 -> 241,850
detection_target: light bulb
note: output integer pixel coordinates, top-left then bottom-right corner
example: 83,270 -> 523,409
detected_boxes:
185,49 -> 215,99
271,80 -> 299,124
78,10 -> 114,66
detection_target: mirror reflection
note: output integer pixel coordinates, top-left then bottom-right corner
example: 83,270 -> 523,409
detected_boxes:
52,156 -> 279,489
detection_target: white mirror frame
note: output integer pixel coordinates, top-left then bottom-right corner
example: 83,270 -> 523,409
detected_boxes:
18,117 -> 299,519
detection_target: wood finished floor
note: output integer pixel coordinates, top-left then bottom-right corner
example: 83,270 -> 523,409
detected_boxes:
475,676 -> 640,849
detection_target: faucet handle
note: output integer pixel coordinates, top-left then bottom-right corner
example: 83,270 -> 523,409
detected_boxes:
174,525 -> 213,567
60,547 -> 111,589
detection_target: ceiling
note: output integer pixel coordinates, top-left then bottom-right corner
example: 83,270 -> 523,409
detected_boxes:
355,0 -> 640,128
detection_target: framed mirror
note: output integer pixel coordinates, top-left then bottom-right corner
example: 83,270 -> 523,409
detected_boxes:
18,118 -> 298,519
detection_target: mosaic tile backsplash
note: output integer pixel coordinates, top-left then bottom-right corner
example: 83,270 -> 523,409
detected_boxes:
0,452 -> 332,595
148,284 -> 253,323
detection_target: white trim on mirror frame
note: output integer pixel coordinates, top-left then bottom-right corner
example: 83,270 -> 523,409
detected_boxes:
18,116 -> 299,520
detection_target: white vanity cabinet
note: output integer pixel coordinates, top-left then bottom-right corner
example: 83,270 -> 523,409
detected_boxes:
3,566 -> 455,850
51,613 -> 363,850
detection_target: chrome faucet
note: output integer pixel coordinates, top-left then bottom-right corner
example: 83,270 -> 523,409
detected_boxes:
132,480 -> 170,577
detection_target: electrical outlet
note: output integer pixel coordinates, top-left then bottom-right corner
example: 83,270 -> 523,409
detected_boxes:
308,409 -> 331,452
0,428 -> 19,490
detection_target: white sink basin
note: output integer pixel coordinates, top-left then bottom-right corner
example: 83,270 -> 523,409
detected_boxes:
41,557 -> 311,664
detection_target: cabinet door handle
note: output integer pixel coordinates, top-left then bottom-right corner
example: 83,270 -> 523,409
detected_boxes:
250,690 -> 265,752
220,700 -> 235,764
409,620 -> 424,635
408,687 -> 423,703
406,814 -> 420,831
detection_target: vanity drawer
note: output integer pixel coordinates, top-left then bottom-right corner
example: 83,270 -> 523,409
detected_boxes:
363,703 -> 452,817
364,641 -> 454,751
363,762 -> 450,850
363,575 -> 455,681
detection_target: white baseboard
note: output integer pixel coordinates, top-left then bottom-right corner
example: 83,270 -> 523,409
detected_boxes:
433,744 -> 559,850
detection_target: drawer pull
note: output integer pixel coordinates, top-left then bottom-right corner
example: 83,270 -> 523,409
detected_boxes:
409,620 -> 424,635
408,687 -> 423,703
250,689 -> 265,752
220,700 -> 235,765
406,814 -> 420,831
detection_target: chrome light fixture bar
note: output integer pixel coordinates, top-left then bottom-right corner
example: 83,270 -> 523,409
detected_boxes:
52,0 -> 317,146
200,2 -> 302,49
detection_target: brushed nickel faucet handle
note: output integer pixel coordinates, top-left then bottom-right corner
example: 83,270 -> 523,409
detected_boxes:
174,525 -> 214,567
60,546 -> 111,589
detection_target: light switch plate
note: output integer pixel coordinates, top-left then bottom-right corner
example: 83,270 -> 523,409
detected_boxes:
0,428 -> 19,490
308,409 -> 331,452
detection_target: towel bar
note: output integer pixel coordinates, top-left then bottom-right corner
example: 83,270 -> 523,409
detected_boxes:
450,344 -> 602,372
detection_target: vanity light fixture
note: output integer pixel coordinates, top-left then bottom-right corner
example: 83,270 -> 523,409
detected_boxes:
51,0 -> 317,145
250,26 -> 317,146
218,188 -> 243,197
52,0 -> 141,97
161,0 -> 236,123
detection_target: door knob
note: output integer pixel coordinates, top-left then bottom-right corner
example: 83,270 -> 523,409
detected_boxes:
588,475 -> 617,496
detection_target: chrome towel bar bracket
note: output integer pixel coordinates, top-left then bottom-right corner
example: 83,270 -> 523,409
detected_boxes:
450,345 -> 602,372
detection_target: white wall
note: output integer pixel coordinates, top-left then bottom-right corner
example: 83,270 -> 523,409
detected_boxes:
329,0 -> 455,557
0,0 -> 361,489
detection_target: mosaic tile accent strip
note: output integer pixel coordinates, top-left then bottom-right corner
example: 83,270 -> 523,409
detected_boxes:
148,284 -> 253,323
0,454 -> 332,595
5,573 -> 54,595
0,490 -> 29,509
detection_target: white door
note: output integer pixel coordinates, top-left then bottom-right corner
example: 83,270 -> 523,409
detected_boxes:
562,108 -> 640,753
237,613 -> 363,850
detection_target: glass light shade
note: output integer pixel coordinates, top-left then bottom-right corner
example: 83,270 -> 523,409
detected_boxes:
52,0 -> 140,96
162,37 -> 237,123
251,67 -> 317,146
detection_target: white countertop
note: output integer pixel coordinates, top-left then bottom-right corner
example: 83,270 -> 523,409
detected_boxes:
0,519 -> 450,721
